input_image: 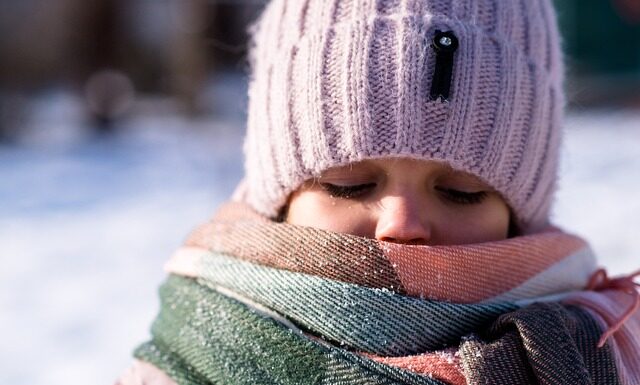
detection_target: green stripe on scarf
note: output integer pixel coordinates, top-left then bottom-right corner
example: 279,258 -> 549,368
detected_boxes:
196,252 -> 519,356
130,205 -> 629,385
135,275 -> 449,385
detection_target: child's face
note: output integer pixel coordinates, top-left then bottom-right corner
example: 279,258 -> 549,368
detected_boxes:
285,158 -> 511,245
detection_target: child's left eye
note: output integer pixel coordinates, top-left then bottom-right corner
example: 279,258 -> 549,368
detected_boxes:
435,187 -> 487,205
319,183 -> 376,199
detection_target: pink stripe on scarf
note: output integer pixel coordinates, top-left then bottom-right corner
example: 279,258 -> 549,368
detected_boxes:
383,229 -> 588,303
167,237 -> 594,305
363,349 -> 466,385
564,290 -> 640,385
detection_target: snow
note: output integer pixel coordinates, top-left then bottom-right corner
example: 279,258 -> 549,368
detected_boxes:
0,81 -> 639,384
554,111 -> 640,273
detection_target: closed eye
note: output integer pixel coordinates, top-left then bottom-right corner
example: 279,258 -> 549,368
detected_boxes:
435,187 -> 487,205
319,183 -> 376,199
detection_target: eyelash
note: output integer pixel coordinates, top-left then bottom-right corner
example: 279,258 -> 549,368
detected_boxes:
320,183 -> 376,199
434,187 -> 488,205
320,183 -> 488,205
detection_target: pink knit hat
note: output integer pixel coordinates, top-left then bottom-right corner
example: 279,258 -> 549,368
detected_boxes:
241,0 -> 565,233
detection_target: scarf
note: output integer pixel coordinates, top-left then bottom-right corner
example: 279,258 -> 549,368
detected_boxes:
125,202 -> 640,385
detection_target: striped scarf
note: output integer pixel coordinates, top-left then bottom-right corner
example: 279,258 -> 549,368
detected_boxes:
125,202 -> 640,385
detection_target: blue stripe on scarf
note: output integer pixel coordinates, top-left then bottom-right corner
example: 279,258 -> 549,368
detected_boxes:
197,253 -> 519,356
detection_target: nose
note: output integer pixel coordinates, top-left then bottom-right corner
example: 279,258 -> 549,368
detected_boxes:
374,195 -> 432,245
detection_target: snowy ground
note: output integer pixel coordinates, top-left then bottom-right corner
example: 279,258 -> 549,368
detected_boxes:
0,80 -> 639,385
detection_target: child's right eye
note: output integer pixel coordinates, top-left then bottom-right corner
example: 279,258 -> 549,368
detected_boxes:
319,183 -> 376,199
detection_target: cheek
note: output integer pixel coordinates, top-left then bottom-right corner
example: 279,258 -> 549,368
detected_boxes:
287,189 -> 511,244
441,198 -> 511,243
286,191 -> 375,236
483,198 -> 512,236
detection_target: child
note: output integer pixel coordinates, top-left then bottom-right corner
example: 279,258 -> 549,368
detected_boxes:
118,0 -> 640,384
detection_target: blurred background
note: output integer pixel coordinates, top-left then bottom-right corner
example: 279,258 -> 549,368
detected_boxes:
0,1 -> 638,384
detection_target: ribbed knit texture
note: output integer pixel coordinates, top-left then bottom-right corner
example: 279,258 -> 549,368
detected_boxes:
242,0 -> 565,232
127,204 -> 633,385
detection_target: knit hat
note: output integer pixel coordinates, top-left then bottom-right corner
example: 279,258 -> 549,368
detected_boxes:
241,0 -> 565,233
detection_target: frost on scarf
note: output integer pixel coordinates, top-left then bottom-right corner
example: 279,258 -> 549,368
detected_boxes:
118,202 -> 640,385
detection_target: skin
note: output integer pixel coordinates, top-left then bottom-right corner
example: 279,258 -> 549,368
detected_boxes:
285,158 -> 512,245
